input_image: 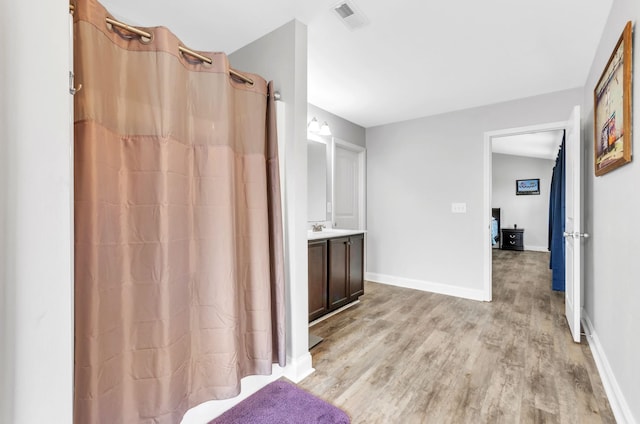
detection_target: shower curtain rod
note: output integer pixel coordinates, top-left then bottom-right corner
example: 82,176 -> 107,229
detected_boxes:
69,4 -> 254,86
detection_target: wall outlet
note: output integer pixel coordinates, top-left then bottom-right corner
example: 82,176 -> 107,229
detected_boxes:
451,202 -> 467,213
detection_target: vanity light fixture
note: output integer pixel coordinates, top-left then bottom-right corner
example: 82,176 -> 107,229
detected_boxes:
308,117 -> 332,136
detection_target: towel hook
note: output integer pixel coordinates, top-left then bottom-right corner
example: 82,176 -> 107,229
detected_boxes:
69,71 -> 82,95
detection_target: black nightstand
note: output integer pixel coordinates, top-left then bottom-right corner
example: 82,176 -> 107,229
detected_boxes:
501,228 -> 524,251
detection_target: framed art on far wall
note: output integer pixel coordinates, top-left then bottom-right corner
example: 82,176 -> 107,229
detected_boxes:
516,179 -> 540,195
593,21 -> 633,176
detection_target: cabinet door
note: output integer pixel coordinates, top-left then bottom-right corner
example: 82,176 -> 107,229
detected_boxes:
308,240 -> 328,321
348,234 -> 364,300
328,237 -> 349,310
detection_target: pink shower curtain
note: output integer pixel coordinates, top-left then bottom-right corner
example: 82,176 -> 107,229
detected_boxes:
73,0 -> 285,422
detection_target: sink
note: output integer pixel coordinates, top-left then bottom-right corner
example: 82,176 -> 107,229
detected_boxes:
307,228 -> 365,240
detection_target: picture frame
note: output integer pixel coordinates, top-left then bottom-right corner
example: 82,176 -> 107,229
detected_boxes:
516,179 -> 540,196
593,21 -> 633,176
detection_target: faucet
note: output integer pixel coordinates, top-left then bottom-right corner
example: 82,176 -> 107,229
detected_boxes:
311,223 -> 325,232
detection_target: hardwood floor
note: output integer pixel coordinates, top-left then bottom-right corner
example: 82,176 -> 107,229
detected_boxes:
299,250 -> 615,423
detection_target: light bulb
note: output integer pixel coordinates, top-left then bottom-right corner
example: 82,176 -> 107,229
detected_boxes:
307,117 -> 320,133
319,121 -> 331,136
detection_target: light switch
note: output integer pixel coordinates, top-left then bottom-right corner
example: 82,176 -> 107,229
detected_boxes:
451,203 -> 467,213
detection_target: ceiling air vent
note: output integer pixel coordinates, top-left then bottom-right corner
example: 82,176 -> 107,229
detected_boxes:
332,0 -> 369,30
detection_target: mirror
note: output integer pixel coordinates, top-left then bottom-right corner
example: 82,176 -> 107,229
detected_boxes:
307,138 -> 329,222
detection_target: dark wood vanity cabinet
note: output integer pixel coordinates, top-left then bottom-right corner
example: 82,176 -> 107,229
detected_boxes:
308,233 -> 364,322
308,240 -> 329,321
328,237 -> 350,309
347,235 -> 364,300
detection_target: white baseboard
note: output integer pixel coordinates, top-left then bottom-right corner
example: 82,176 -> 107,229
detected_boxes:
284,352 -> 315,383
582,311 -> 636,424
365,272 -> 486,301
525,245 -> 549,252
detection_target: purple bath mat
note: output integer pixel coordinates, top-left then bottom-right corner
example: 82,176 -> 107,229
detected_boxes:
209,380 -> 350,424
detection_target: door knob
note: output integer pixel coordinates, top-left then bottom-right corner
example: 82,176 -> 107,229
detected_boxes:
563,231 -> 590,239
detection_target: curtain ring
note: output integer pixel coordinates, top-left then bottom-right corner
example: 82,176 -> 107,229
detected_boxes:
178,47 -> 213,67
179,50 -> 204,65
106,18 -> 153,44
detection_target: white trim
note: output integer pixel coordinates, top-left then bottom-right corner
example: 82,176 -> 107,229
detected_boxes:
524,245 -> 549,252
582,312 -> 636,424
483,120 -> 567,302
366,272 -> 486,302
284,352 -> 315,383
333,137 -> 366,153
483,132 -> 493,302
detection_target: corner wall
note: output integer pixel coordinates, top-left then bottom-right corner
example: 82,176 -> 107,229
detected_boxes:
365,88 -> 581,299
581,0 -> 640,422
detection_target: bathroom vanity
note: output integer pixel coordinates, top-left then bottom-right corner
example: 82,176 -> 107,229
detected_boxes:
308,229 -> 365,322
306,131 -> 366,326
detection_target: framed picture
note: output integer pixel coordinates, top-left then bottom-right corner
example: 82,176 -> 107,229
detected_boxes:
516,179 -> 540,195
594,21 -> 633,176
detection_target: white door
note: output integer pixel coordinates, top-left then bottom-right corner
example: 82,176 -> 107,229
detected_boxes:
334,144 -> 362,229
564,105 -> 586,343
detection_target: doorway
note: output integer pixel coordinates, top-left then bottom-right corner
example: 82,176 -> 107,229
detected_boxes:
482,120 -> 568,301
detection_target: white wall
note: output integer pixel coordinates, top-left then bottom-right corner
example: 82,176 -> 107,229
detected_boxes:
492,153 -> 554,251
0,1 -> 73,423
308,103 -> 366,148
0,5 -> 10,420
366,88 -> 581,300
581,0 -> 640,422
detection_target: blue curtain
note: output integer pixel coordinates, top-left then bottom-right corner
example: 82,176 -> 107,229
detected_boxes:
549,133 -> 566,291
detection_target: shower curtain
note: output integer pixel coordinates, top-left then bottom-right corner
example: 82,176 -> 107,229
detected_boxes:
549,133 -> 566,291
73,0 -> 285,422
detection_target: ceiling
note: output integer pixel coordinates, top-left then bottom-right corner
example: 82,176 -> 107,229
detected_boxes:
99,0 -> 613,129
492,130 -> 564,161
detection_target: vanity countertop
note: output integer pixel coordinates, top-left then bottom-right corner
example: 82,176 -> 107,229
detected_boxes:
307,229 -> 366,241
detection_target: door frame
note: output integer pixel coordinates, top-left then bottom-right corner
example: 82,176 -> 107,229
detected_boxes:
331,137 -> 366,230
482,120 -> 567,301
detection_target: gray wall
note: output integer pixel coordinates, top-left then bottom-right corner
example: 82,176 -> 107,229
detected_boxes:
366,88 -> 581,295
230,20 -> 312,378
582,0 -> 640,421
492,153 -> 554,250
308,103 -> 366,147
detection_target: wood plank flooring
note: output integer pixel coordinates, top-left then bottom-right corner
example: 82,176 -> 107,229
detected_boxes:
299,250 -> 615,423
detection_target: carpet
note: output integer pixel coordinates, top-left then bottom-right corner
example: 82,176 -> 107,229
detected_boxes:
209,380 -> 350,424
